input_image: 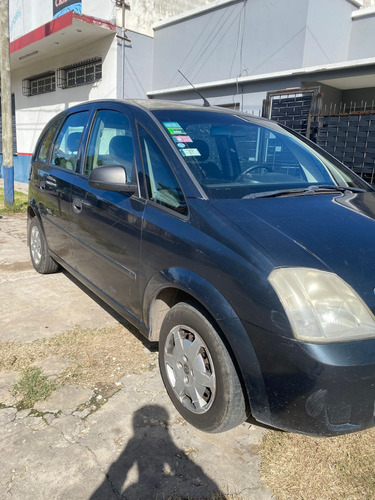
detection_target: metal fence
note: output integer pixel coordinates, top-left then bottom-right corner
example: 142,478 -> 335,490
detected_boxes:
264,90 -> 375,184
310,108 -> 375,184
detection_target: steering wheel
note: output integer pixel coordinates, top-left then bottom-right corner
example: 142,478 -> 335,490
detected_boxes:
236,165 -> 272,181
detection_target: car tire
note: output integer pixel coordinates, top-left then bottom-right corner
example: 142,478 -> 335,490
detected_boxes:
159,301 -> 247,433
28,217 -> 59,274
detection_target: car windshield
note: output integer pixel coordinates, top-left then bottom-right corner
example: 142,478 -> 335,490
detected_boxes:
152,109 -> 370,200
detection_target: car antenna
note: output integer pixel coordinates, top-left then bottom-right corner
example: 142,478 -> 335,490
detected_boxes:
178,70 -> 211,107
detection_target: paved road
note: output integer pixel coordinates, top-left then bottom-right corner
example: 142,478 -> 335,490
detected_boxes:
0,213 -> 273,500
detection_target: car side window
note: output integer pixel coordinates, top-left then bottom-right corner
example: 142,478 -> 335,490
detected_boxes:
35,118 -> 62,162
51,111 -> 88,171
138,125 -> 187,214
84,109 -> 134,180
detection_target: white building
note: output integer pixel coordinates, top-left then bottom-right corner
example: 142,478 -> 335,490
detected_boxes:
2,0 -> 213,181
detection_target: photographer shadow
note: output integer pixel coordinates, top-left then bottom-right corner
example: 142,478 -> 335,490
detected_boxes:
90,404 -> 224,499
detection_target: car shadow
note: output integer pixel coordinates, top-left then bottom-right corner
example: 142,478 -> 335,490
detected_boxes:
61,269 -> 158,352
90,404 -> 225,499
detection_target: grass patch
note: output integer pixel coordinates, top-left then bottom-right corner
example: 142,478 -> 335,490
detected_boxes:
0,324 -> 157,390
0,188 -> 28,214
260,428 -> 375,500
13,366 -> 56,408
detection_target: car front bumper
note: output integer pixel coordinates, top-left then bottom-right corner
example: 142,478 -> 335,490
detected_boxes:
244,323 -> 375,436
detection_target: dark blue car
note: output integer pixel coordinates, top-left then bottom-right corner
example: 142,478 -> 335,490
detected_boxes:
28,99 -> 375,436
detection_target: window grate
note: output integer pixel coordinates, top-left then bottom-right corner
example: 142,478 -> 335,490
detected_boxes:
22,72 -> 56,97
57,58 -> 102,89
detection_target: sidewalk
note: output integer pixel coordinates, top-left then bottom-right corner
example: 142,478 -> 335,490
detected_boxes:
0,178 -> 29,195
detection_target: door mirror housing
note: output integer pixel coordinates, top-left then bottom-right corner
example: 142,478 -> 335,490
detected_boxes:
88,165 -> 137,194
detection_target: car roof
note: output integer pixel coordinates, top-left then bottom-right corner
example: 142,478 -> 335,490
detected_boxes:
128,99 -> 271,124
57,98 -> 271,125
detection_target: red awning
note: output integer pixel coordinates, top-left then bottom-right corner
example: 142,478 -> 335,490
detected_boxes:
10,11 -> 116,70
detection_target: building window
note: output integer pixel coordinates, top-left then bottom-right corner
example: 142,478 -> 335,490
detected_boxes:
22,72 -> 56,97
57,58 -> 102,89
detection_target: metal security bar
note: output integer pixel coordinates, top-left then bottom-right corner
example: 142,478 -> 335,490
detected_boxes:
57,58 -> 102,89
22,72 -> 56,97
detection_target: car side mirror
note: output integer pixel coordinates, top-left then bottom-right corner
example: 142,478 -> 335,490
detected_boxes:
88,165 -> 137,194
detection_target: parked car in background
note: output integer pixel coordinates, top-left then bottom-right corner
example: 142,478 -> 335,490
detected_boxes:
28,99 -> 375,436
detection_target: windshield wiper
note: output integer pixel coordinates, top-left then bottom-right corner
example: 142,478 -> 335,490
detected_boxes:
242,185 -> 367,199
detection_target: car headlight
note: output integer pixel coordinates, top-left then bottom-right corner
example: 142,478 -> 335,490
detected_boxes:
268,267 -> 375,342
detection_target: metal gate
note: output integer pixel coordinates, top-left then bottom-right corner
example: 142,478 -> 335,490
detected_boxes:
262,88 -> 321,138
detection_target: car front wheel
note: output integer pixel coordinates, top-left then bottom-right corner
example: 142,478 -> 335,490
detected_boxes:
159,301 -> 247,433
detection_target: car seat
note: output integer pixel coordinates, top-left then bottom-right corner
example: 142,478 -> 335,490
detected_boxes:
191,139 -> 222,180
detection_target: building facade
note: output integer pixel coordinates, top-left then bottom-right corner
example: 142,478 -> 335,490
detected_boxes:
2,0 -> 375,182
149,0 -> 375,114
1,0 -> 212,181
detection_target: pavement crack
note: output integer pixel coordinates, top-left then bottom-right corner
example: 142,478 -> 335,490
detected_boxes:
80,443 -> 125,500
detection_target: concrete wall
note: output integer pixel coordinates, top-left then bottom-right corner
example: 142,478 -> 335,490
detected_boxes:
82,0 -> 116,22
343,87 -> 375,104
152,0 -> 367,94
117,31 -> 154,99
349,10 -> 375,59
152,0 -> 309,91
123,0 -> 215,36
303,0 -> 356,66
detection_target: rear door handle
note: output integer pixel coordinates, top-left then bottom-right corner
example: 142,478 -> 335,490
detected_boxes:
72,197 -> 83,213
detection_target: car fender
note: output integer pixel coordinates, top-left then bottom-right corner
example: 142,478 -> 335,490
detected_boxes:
27,197 -> 45,237
143,267 -> 270,421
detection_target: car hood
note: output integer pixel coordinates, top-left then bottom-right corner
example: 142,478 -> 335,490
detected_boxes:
210,191 -> 375,306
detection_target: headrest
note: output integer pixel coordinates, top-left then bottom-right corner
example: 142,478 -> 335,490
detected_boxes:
109,135 -> 134,161
66,132 -> 82,153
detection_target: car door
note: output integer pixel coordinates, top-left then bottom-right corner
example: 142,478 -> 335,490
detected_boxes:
33,109 -> 89,264
69,104 -> 145,318
135,122 -> 192,299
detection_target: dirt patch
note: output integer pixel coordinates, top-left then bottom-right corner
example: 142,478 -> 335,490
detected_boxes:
0,261 -> 33,272
0,324 -> 158,392
260,428 -> 375,500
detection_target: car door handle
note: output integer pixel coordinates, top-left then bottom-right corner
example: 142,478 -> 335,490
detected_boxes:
72,197 -> 83,213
